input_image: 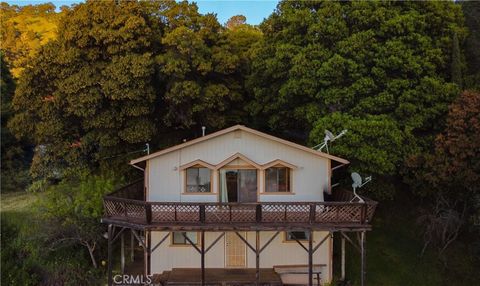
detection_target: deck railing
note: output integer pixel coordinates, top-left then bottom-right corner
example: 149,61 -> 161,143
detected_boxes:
103,181 -> 377,227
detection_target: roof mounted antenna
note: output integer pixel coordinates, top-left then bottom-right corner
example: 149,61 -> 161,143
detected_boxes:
202,126 -> 206,137
350,172 -> 372,203
313,129 -> 347,154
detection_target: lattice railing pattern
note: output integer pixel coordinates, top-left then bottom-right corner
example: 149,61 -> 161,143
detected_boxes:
104,200 -> 377,226
103,187 -> 377,226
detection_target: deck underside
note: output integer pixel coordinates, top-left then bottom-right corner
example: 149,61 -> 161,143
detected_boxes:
101,217 -> 372,232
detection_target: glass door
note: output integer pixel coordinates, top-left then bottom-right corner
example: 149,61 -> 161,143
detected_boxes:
219,169 -> 257,203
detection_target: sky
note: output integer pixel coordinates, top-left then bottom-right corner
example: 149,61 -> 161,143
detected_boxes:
4,0 -> 280,25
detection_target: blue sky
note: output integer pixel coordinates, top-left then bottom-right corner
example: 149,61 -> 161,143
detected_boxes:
4,0 -> 279,25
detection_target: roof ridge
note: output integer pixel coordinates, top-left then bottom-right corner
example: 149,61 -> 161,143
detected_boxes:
129,125 -> 349,165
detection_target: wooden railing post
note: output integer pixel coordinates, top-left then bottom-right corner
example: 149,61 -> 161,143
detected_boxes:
256,204 -> 262,223
199,205 -> 206,223
145,203 -> 152,224
309,204 -> 316,223
360,204 -> 367,224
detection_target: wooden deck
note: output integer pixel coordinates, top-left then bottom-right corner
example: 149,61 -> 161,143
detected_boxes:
154,268 -> 282,286
102,181 -> 377,231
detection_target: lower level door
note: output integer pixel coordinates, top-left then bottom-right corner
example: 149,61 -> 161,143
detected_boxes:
225,232 -> 246,268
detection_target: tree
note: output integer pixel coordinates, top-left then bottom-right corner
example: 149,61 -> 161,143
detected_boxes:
0,3 -> 60,77
407,90 -> 480,255
226,15 -> 247,30
248,1 -> 465,192
0,53 -> 30,192
461,1 -> 480,90
8,0 -> 158,180
451,31 -> 462,87
39,175 -> 118,268
155,1 -> 254,130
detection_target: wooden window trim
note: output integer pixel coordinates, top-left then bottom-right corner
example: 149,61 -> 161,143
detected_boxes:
184,165 -> 213,194
263,166 -> 293,194
217,167 -> 260,203
283,231 -> 312,243
170,231 -> 200,247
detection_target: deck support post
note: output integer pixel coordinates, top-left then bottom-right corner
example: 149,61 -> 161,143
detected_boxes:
255,230 -> 260,286
144,230 -> 151,278
121,231 -> 125,274
107,224 -> 113,286
360,231 -> 366,286
341,235 -> 346,281
201,230 -> 205,286
130,230 -> 134,262
308,230 -> 313,286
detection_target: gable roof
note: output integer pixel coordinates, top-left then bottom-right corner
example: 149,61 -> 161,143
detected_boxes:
130,125 -> 349,165
261,159 -> 298,170
215,153 -> 263,169
179,159 -> 216,170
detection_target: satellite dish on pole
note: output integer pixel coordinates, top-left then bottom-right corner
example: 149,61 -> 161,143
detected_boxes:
350,172 -> 372,203
313,129 -> 347,154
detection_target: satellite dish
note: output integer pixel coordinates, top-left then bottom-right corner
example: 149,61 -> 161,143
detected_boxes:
325,130 -> 335,141
313,129 -> 348,154
351,172 -> 362,189
350,172 -> 372,203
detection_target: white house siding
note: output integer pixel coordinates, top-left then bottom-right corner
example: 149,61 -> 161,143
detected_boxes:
150,230 -> 332,283
147,130 -> 330,202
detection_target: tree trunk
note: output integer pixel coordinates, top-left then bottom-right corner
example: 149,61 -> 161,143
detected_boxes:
85,242 -> 98,268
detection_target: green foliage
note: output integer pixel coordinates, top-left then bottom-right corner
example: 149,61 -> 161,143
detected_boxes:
41,174 -> 117,221
1,190 -> 103,286
248,1 -> 464,196
0,2 -> 60,77
406,90 -> 480,199
310,113 -> 406,198
8,0 -> 157,180
404,90 -> 480,258
450,32 -> 462,87
7,1 -> 262,181
156,2 -> 258,129
461,0 -> 480,90
38,174 -> 120,268
340,198 -> 480,285
1,53 -> 31,192
311,113 -> 405,176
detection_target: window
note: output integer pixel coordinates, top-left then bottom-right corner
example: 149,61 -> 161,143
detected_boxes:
265,167 -> 291,192
285,231 -> 310,241
172,232 -> 198,245
186,167 -> 211,193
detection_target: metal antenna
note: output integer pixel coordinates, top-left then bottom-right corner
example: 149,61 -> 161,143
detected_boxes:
313,129 -> 347,153
350,172 -> 372,203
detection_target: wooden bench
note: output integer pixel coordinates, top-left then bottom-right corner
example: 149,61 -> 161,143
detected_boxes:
274,264 -> 326,286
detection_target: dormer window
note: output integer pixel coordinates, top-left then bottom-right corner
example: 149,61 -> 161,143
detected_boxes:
265,167 -> 291,193
186,167 -> 212,193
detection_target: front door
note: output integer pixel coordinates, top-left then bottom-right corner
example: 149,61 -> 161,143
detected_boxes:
225,232 -> 246,268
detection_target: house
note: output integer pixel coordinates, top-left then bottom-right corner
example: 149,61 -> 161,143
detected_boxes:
102,125 -> 377,286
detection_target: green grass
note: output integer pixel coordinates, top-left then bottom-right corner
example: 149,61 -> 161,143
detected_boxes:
1,191 -> 38,212
1,191 -> 38,228
336,196 -> 480,286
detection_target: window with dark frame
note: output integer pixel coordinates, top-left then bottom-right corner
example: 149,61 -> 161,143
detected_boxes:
265,167 -> 291,192
186,167 -> 211,193
172,232 -> 198,245
285,231 -> 310,241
